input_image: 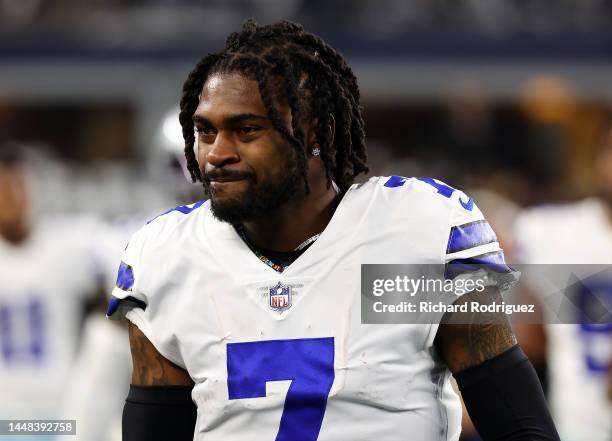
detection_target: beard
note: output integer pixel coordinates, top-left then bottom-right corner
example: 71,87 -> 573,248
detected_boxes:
203,159 -> 301,224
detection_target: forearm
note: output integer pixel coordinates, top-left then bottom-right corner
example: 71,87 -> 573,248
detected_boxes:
123,385 -> 197,441
455,345 -> 559,441
435,288 -> 559,440
124,323 -> 196,441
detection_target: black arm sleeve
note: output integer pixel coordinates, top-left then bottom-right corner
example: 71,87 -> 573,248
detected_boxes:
123,385 -> 197,441
455,345 -> 560,441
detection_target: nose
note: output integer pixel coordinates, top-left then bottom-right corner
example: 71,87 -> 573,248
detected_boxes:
204,131 -> 240,168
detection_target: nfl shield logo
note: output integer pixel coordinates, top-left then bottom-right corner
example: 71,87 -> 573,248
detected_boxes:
269,282 -> 292,311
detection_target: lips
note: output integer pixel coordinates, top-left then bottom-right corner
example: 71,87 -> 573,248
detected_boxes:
208,178 -> 249,193
209,177 -> 246,183
205,170 -> 253,183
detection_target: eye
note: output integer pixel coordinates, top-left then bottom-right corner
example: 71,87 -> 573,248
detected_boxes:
238,126 -> 260,136
195,125 -> 215,135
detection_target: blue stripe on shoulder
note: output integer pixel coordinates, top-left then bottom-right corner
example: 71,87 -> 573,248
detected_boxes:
445,251 -> 512,279
147,200 -> 206,224
383,175 -> 408,188
116,261 -> 135,291
447,220 -> 497,254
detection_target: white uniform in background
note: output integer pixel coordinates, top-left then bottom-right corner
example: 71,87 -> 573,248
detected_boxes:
0,215 -> 107,420
60,315 -> 130,441
109,176 -> 516,441
514,199 -> 612,441
60,215 -> 148,441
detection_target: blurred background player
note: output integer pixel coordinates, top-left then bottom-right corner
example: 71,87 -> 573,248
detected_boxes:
513,120 -> 612,441
0,143 -> 129,441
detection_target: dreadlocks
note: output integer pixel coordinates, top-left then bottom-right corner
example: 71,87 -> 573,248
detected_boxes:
179,19 -> 369,193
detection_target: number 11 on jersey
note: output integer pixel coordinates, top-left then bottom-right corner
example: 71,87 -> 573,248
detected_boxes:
227,337 -> 335,441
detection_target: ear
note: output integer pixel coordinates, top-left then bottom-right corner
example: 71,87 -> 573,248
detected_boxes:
307,114 -> 335,148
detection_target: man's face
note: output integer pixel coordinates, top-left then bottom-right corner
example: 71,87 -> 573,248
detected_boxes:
193,72 -> 302,223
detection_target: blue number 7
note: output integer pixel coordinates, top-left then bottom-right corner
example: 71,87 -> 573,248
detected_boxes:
227,338 -> 335,441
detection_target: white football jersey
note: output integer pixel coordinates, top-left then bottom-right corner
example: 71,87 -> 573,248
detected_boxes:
109,176 -> 513,441
0,215 -> 110,420
514,198 -> 612,441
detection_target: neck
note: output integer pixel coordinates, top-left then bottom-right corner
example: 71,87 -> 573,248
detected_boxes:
240,181 -> 340,252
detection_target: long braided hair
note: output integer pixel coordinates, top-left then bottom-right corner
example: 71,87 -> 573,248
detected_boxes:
178,19 -> 369,193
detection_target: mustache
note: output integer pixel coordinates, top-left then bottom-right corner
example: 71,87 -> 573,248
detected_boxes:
204,169 -> 255,183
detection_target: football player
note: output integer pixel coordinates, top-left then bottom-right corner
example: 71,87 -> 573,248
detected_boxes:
108,20 -> 560,441
514,122 -> 612,441
0,145 -> 121,439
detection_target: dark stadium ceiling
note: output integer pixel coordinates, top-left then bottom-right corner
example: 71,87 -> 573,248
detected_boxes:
1,0 -> 612,62
3,0 -> 612,105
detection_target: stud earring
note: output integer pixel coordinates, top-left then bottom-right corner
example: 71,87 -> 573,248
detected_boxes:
311,145 -> 320,157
